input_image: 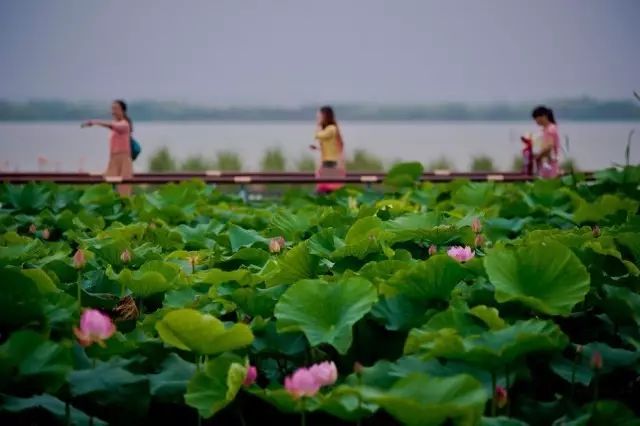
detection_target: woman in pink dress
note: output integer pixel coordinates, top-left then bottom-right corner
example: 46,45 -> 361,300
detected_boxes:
531,106 -> 561,178
81,100 -> 133,196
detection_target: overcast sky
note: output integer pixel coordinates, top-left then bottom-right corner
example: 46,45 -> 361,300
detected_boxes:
1,0 -> 638,105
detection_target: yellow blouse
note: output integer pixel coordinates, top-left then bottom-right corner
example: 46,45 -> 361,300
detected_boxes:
315,124 -> 340,162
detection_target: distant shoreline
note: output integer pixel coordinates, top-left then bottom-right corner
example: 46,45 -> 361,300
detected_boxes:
1,98 -> 639,122
1,118 -> 639,124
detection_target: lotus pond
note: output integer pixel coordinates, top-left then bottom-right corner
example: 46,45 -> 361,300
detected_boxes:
1,164 -> 640,426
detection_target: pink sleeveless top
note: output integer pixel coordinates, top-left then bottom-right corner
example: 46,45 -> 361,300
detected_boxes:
109,120 -> 131,154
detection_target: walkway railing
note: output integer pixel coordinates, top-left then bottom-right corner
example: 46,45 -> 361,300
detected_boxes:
0,171 -> 591,185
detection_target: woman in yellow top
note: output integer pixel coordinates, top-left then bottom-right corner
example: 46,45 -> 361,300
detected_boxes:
310,106 -> 346,193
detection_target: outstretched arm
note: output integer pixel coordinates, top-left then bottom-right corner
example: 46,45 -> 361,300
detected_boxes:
81,120 -> 129,134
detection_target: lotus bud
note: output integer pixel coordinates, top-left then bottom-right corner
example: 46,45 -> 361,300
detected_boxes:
471,217 -> 482,234
348,196 -> 358,211
29,224 -> 37,234
495,386 -> 508,409
42,228 -> 50,240
474,234 -> 485,247
353,362 -> 364,375
592,225 -> 601,238
243,365 -> 258,387
428,245 -> 437,256
269,236 -> 285,254
120,249 -> 132,264
73,249 -> 86,269
575,344 -> 583,355
591,351 -> 603,370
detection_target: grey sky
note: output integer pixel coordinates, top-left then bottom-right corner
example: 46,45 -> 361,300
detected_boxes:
1,0 -> 638,105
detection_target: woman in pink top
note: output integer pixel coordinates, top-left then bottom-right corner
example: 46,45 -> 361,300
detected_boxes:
531,106 -> 561,178
81,100 -> 133,196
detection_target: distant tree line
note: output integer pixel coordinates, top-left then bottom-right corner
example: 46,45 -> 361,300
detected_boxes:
1,97 -> 639,121
147,146 -> 578,174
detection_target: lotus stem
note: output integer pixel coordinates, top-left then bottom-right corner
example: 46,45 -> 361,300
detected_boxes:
76,273 -> 82,309
571,348 -> 582,399
65,400 -> 70,425
505,364 -> 511,416
300,398 -> 307,426
591,372 -> 600,417
491,371 -> 497,417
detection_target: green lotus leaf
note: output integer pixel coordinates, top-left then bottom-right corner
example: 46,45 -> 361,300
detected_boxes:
108,260 -> 184,297
573,194 -> 639,224
414,319 -> 568,371
264,242 -> 319,286
616,232 -> 640,264
388,254 -> 468,302
333,216 -> 391,259
384,162 -> 424,187
452,183 -> 496,207
469,305 -> 506,330
227,224 -> 269,252
599,284 -> 640,326
383,212 -> 441,244
185,353 -> 246,418
307,228 -> 343,258
0,330 -> 72,393
0,394 -> 106,426
174,223 -> 221,250
552,400 -> 640,426
316,385 -> 379,421
2,183 -> 51,213
269,209 -> 313,241
155,308 -> 254,355
361,373 -> 488,426
198,268 -> 257,289
0,266 -> 58,326
371,294 -> 430,331
149,353 -> 196,401
0,233 -> 47,267
480,417 -> 529,426
484,241 -> 590,315
274,277 -> 378,353
551,341 -> 639,387
249,388 -> 320,414
68,358 -> 150,419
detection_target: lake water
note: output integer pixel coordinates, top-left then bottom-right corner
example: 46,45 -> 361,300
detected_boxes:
0,121 -> 638,172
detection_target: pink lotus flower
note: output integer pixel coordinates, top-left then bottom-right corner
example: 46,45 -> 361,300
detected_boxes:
471,217 -> 482,234
73,309 -> 116,347
42,229 -> 50,240
284,368 -> 321,399
269,236 -> 286,254
447,246 -> 475,262
73,249 -> 86,269
29,224 -> 37,234
428,245 -> 437,256
244,365 -> 258,386
308,361 -> 338,387
120,249 -> 131,264
495,386 -> 508,409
